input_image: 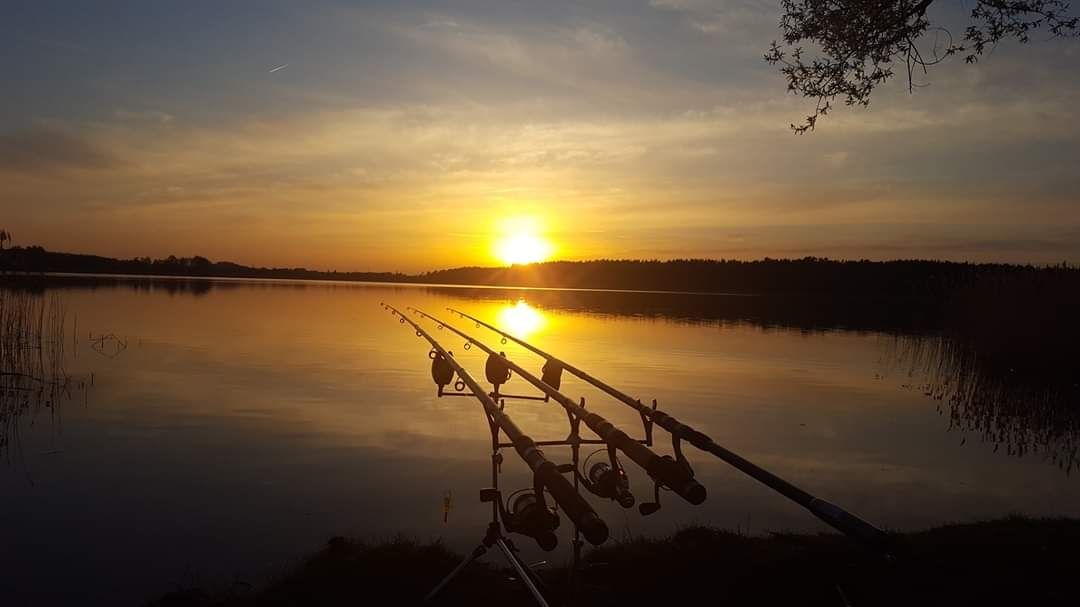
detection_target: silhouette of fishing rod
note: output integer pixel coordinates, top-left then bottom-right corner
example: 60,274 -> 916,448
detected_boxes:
409,307 -> 707,514
447,307 -> 891,553
381,303 -> 608,548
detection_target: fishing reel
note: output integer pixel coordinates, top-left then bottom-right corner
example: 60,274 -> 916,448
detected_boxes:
586,461 -> 635,508
577,447 -> 635,509
481,487 -> 560,551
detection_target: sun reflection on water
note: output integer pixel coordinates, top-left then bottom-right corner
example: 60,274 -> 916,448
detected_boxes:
496,300 -> 546,338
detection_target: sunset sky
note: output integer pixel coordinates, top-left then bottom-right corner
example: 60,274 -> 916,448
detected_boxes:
2,0 -> 1079,271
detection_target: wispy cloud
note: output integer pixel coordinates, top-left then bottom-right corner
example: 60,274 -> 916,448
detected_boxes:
1,1 -> 1078,268
0,125 -> 116,172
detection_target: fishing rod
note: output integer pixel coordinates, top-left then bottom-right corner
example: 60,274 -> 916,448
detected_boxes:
382,303 -> 609,549
447,307 -> 891,552
408,307 -> 707,513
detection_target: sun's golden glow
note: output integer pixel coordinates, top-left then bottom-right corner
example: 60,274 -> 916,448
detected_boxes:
493,216 -> 554,265
496,300 -> 546,338
496,233 -> 552,265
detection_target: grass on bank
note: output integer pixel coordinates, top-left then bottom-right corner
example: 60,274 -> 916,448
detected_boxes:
149,516 -> 1080,606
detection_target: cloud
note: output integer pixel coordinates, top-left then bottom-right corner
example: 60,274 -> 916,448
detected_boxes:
5,87 -> 1079,266
112,109 -> 176,125
648,0 -> 704,10
13,34 -> 89,53
2,1 -> 1079,268
648,0 -> 777,36
0,125 -> 116,173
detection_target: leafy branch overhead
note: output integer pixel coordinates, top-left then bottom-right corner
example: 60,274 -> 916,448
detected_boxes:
765,0 -> 1080,133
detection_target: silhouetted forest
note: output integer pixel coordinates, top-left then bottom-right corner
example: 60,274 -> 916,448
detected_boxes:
3,245 -> 1076,299
419,258 -> 1013,296
0,246 -> 408,283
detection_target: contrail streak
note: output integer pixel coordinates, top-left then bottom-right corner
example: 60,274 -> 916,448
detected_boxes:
268,63 -> 289,73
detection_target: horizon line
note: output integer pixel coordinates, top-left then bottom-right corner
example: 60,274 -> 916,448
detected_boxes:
2,243 -> 1076,276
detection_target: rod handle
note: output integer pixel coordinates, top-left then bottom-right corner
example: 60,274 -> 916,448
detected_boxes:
535,462 -> 609,545
808,499 -> 890,552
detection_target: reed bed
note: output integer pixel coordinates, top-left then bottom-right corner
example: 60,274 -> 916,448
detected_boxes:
888,333 -> 1080,473
943,265 -> 1080,377
0,289 -> 71,458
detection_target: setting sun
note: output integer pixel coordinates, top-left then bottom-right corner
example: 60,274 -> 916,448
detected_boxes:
495,233 -> 553,265
493,217 -> 554,265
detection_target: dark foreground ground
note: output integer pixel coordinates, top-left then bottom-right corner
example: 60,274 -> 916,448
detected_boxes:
149,516 -> 1079,606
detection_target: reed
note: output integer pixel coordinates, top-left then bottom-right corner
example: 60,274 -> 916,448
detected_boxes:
943,264 -> 1080,377
0,289 -> 71,459
887,333 -> 1080,473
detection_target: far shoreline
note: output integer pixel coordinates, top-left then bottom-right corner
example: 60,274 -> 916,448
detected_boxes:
5,245 -> 1075,300
8,271 -> 765,298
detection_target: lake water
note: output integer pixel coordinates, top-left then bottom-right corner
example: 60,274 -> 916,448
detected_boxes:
2,276 -> 1078,605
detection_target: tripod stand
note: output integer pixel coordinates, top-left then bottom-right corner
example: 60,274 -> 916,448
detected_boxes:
425,512 -> 550,606
424,385 -> 652,606
424,403 -> 573,606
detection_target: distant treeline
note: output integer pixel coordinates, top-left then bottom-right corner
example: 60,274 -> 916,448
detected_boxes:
1,245 -> 1076,297
418,259 -> 1047,297
0,246 -> 408,283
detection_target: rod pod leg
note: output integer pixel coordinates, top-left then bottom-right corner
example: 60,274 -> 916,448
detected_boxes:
424,521 -> 551,607
424,541 -> 489,602
494,537 -> 550,607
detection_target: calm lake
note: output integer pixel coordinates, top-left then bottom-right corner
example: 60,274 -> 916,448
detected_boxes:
3,276 -> 1078,605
